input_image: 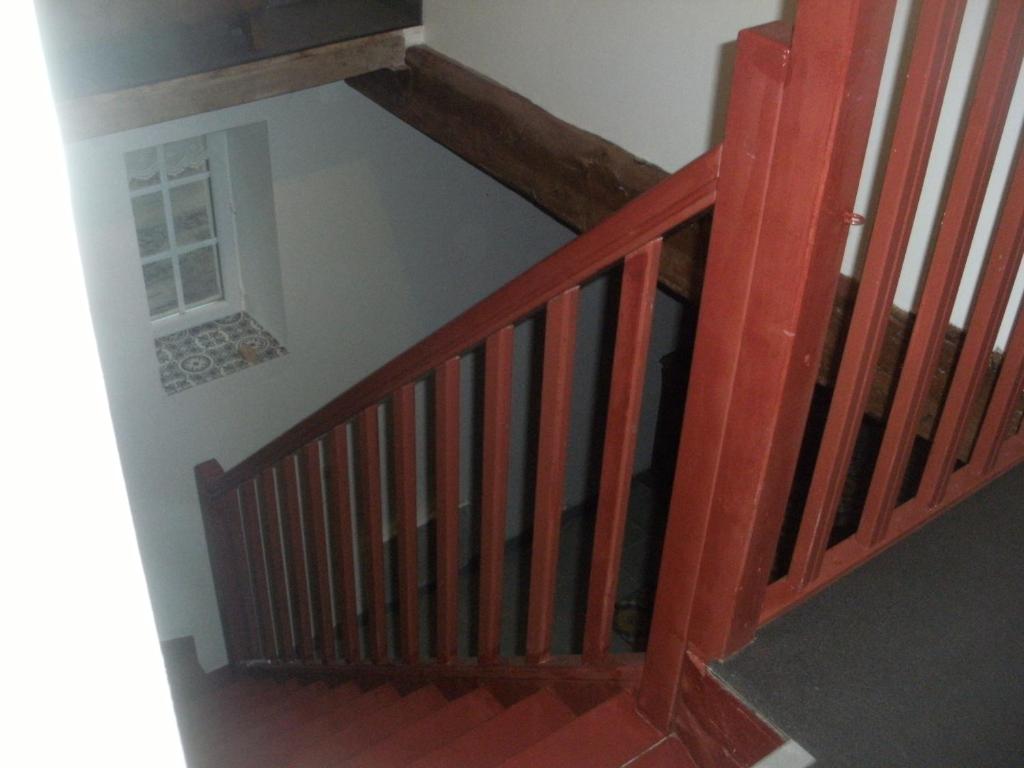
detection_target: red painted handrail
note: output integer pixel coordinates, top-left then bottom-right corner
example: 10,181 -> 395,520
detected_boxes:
209,146 -> 720,496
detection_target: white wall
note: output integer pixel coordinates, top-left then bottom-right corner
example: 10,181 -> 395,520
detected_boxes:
4,4 -> 185,763
424,0 -> 1023,349
66,81 -> 576,669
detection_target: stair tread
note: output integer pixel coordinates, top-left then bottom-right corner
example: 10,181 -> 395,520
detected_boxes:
189,680 -> 325,748
628,736 -> 698,767
254,684 -> 403,768
183,677 -> 293,726
498,691 -> 661,768
291,684 -> 449,767
346,687 -> 505,768
410,688 -> 576,768
202,682 -> 363,767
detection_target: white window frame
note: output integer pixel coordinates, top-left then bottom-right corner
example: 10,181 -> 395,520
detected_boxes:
130,132 -> 243,333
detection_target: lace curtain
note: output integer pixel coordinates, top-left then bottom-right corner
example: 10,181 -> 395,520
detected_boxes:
125,136 -> 208,185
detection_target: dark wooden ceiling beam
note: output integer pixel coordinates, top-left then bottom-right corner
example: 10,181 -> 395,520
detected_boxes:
348,46 -> 712,303
59,30 -> 409,142
349,47 -> 1020,447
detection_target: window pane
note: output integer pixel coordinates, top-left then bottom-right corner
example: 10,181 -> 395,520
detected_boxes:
142,259 -> 178,317
125,146 -> 160,191
131,192 -> 169,256
180,246 -> 222,307
164,137 -> 208,181
169,180 -> 214,246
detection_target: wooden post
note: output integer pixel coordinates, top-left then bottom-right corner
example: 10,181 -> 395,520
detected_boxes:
195,459 -> 257,663
639,0 -> 895,729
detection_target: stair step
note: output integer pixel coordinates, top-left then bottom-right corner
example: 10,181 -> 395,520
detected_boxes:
410,688 -> 576,768
256,684 -> 403,768
190,680 -> 326,748
185,677 -> 299,730
291,684 -> 449,767
202,682 -> 363,768
498,692 -> 661,768
347,687 -> 505,768
180,677 -> 289,728
185,674 -> 261,708
629,736 -> 698,767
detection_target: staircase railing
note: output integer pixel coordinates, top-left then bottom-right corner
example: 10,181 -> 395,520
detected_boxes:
195,144 -> 720,673
196,0 -> 1024,746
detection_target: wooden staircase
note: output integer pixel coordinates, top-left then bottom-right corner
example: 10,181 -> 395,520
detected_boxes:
188,2 -> 1024,765
173,670 -> 695,768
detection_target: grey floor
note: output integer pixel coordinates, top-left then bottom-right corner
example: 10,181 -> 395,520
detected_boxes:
715,464 -> 1024,768
381,476 -> 667,660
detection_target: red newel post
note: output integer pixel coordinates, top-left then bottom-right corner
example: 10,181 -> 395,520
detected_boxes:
195,459 -> 257,663
639,0 -> 896,730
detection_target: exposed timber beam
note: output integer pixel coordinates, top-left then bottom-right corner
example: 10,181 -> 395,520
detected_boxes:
58,29 -> 412,142
348,46 -> 712,303
348,46 -> 1022,448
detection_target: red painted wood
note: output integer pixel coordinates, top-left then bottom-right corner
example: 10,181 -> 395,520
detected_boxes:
479,326 -> 513,664
628,737 -> 698,768
526,287 -> 580,663
239,479 -> 276,657
392,382 -> 420,663
638,22 -> 792,729
347,688 -> 504,768
582,242 -> 661,664
281,454 -> 315,660
971,308 -> 1024,473
763,443 -> 1024,623
291,685 -> 448,766
326,425 -> 360,662
499,692 -> 661,768
302,440 -> 336,661
787,0 -> 967,588
433,358 -> 460,663
357,406 -> 388,663
259,466 -> 295,659
195,460 -> 254,663
918,137 -> 1024,505
681,0 -> 895,662
209,684 -> 358,768
210,147 -> 719,496
266,684 -> 402,765
859,0 -> 1024,545
672,652 -> 783,768
409,688 -> 575,768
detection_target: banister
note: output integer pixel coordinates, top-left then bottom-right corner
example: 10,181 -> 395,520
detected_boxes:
210,145 -> 720,495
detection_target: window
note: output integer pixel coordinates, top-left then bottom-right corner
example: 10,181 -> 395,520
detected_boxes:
125,134 -> 240,328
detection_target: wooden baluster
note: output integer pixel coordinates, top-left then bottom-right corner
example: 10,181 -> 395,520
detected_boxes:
239,478 -> 276,657
302,440 -> 336,662
327,425 -> 361,662
357,406 -> 388,663
280,455 -> 315,660
918,138 -> 1024,506
640,2 -> 895,729
434,358 -> 461,663
525,288 -> 580,663
787,0 -> 967,588
259,466 -> 294,659
971,309 -> 1024,473
195,460 -> 257,662
582,243 -> 661,665
393,383 -> 420,663
479,326 -> 513,664
859,0 -> 1024,546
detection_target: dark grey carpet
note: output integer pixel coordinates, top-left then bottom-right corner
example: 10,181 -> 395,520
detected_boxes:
715,464 -> 1024,768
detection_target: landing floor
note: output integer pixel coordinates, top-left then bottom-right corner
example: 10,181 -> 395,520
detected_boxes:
715,464 -> 1024,767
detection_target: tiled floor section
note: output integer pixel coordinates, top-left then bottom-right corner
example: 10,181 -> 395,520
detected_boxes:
155,311 -> 286,394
